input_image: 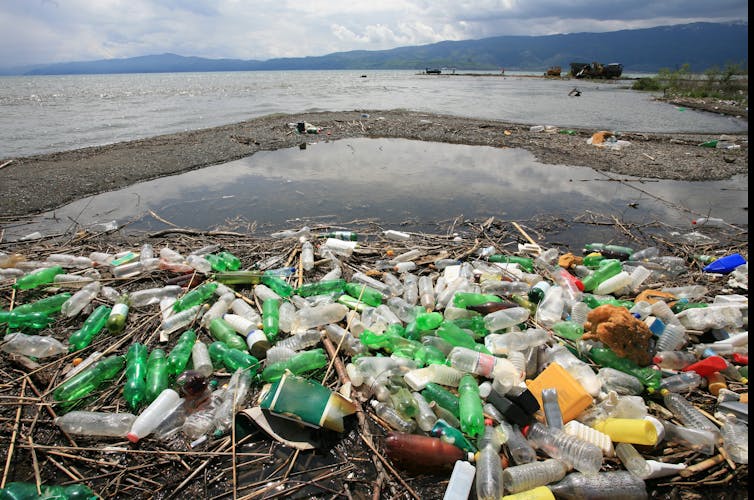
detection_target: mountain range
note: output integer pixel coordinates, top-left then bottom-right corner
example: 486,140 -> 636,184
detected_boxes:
2,21 -> 747,76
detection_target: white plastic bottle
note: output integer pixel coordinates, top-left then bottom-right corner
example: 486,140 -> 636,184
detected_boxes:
127,388 -> 181,443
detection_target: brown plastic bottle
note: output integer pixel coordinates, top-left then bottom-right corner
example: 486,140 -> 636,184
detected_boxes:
385,432 -> 472,472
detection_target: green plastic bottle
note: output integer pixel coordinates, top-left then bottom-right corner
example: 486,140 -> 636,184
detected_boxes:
0,482 -> 97,500
587,346 -> 661,392
414,344 -> 449,367
261,348 -> 328,382
261,275 -> 293,297
458,374 -> 485,438
431,418 -> 477,453
213,270 -> 263,285
583,295 -> 634,310
167,329 -> 197,376
105,294 -> 130,334
581,259 -> 622,292
337,294 -> 368,312
343,282 -> 383,307
12,292 -> 72,315
208,317 -> 248,351
53,355 -> 125,410
68,305 -> 112,352
452,292 -> 502,309
262,298 -> 280,341
0,310 -> 53,330
488,255 -> 534,273
551,320 -> 584,341
13,265 -> 65,290
436,321 -> 477,349
145,348 -> 169,404
582,243 -> 634,260
294,279 -> 346,297
450,317 -> 489,337
123,343 -> 148,411
208,341 -> 259,373
422,382 -> 461,418
173,282 -> 218,312
415,311 -> 444,331
217,251 -> 241,271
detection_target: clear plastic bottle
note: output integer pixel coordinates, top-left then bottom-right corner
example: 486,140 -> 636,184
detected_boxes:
1,332 -> 67,358
654,323 -> 687,352
484,328 -> 550,354
53,273 -> 95,288
370,399 -> 416,433
660,419 -> 717,455
548,471 -> 648,500
300,241 -> 315,271
475,425 -> 505,500
412,391 -> 438,432
659,371 -> 703,393
716,412 -> 748,464
597,367 -> 644,396
525,422 -> 603,474
323,324 -> 367,356
542,388 -> 564,429
199,292 -> 234,328
650,300 -> 682,327
448,346 -> 519,380
186,341 -> 212,379
55,410 -> 136,437
652,350 -> 697,370
230,298 -> 262,324
186,254 -> 212,274
593,271 -> 631,295
536,285 -> 565,327
47,253 -> 93,269
291,303 -> 348,332
61,281 -> 101,317
615,442 -> 686,479
160,304 -> 205,336
127,388 -> 181,443
500,421 -> 537,465
130,285 -> 183,307
662,392 -> 720,436
502,458 -> 568,494
112,258 -> 160,278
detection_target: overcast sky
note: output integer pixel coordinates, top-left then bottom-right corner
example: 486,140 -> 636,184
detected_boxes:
0,0 -> 748,67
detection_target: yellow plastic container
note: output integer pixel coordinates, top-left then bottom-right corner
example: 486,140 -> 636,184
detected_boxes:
502,485 -> 555,500
593,417 -> 659,446
525,362 -> 593,423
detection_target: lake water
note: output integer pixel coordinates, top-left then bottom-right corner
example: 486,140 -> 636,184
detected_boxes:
0,70 -> 747,158
3,138 -> 747,246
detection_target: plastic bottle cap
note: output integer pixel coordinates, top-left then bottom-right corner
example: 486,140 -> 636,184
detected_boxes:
126,432 -> 140,443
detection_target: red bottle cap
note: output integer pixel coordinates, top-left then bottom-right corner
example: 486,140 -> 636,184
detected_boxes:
682,356 -> 728,377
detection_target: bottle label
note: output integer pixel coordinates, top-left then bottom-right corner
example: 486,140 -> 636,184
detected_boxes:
111,303 -> 129,316
477,353 -> 496,377
246,329 -> 268,346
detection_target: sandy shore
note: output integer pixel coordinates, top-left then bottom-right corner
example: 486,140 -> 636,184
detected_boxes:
0,108 -> 748,218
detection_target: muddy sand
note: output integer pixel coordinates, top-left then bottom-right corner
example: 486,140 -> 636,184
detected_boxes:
0,108 -> 748,219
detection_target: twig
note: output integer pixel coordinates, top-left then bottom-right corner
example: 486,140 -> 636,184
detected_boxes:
0,160 -> 13,170
2,378 -> 27,489
677,454 -> 725,478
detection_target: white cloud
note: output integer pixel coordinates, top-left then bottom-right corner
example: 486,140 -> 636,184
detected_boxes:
0,0 -> 747,67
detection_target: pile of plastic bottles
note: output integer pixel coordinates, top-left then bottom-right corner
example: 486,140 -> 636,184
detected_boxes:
0,229 -> 748,498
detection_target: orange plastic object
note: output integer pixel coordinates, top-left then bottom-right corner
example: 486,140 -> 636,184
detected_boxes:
634,289 -> 677,304
706,372 -> 728,396
525,362 -> 593,423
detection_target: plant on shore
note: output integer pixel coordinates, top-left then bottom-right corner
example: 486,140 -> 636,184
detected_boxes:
633,62 -> 748,106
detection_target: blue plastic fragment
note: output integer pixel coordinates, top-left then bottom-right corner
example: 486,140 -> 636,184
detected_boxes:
703,253 -> 746,274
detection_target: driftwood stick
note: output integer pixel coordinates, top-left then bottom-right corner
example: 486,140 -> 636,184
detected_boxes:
1,378 -> 27,489
678,454 -> 725,478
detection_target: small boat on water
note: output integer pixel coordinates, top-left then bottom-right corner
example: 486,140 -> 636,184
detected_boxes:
425,68 -> 442,74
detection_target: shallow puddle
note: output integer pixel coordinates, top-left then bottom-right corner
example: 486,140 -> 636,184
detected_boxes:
3,138 -> 748,244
